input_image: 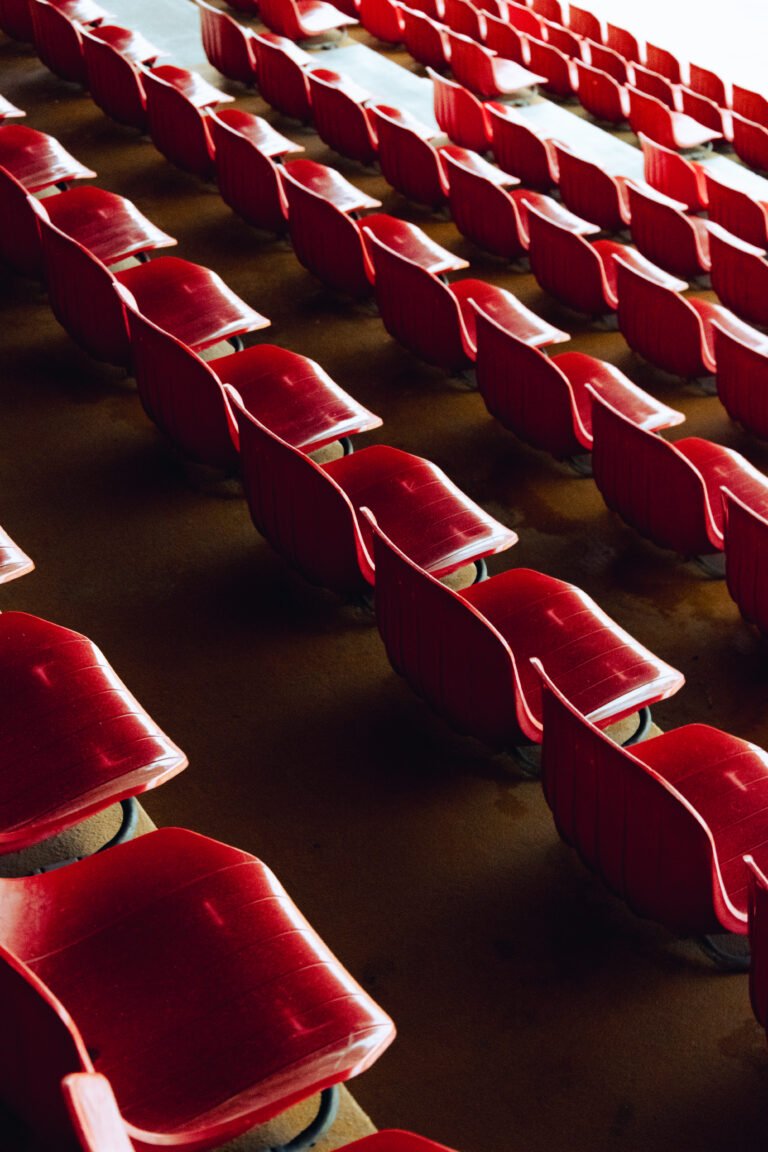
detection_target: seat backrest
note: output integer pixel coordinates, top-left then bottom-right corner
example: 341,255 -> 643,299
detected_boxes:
705,172 -> 768,249
585,39 -> 628,83
535,660 -> 719,933
568,4 -> 602,42
306,69 -> 377,164
197,0 -> 255,84
627,86 -> 674,148
370,105 -> 446,207
732,112 -> 768,172
614,257 -> 704,379
250,32 -> 312,121
688,62 -> 727,107
142,69 -> 215,178
446,32 -> 496,98
630,61 -> 677,108
645,42 -> 681,84
401,7 -> 450,71
554,143 -> 624,231
0,163 -> 45,277
526,205 -> 608,315
529,0 -> 563,23
441,0 -> 483,40
365,511 -> 524,747
708,223 -> 768,329
747,856 -> 768,1028
257,0 -> 302,38
504,0 -> 544,37
525,35 -> 574,98
81,30 -> 148,130
440,148 -> 522,258
590,390 -> 710,555
487,103 -> 555,190
474,309 -> 579,458
639,132 -> 706,212
363,227 -> 467,371
482,12 -> 525,63
358,0 -> 404,42
63,1073 -> 134,1152
733,85 -> 768,128
679,86 -> 724,136
605,21 -> 642,63
574,60 -> 627,125
29,0 -> 86,84
626,180 -> 705,280
428,67 -> 491,153
209,112 -> 288,231
714,326 -> 768,441
281,172 -> 372,297
723,488 -> 768,637
228,392 -> 370,593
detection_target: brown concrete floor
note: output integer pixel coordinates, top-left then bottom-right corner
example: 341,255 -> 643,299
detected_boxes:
3,13 -> 768,1152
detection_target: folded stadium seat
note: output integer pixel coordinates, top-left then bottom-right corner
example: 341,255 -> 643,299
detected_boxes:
28,0 -> 88,85
0,95 -> 24,119
540,19 -> 582,59
573,59 -> 629,125
80,30 -> 151,130
358,0 -> 404,43
486,101 -> 559,189
504,0 -> 545,38
605,21 -> 643,65
627,86 -> 722,151
124,303 -> 381,471
368,104 -> 449,208
1,0 -> 107,41
628,61 -> 678,109
733,85 -> 768,128
257,0 -> 357,40
0,525 -> 33,584
0,612 -> 187,859
688,62 -> 729,108
429,68 -> 492,153
0,827 -> 396,1152
553,142 -> 630,232
142,65 -> 234,180
525,199 -> 681,317
529,0 -> 563,23
474,311 -> 683,464
0,167 -> 175,278
584,39 -> 629,84
446,31 -> 545,99
364,225 -> 567,373
0,124 -> 95,190
441,0 -> 484,41
638,132 -> 708,212
280,156 -> 382,212
364,510 -> 683,749
535,659 -> 768,970
614,254 -> 765,381
723,490 -> 768,639
524,36 -> 576,99
679,86 -> 733,143
645,42 -> 682,85
714,327 -> 768,441
626,180 -> 712,280
731,113 -> 768,173
705,171 -> 768,248
209,109 -> 300,232
402,10 -> 451,71
306,69 -> 378,164
250,32 -> 313,121
37,215 -> 270,367
231,399 -> 517,595
482,13 -> 527,65
590,389 -> 768,565
708,223 -> 768,329
195,0 -> 258,84
568,4 -> 602,43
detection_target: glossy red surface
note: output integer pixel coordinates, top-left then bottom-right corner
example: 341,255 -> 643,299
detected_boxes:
429,68 -> 492,153
626,181 -> 712,279
627,86 -> 721,150
0,612 -> 187,853
591,389 -> 768,555
29,0 -> 87,85
358,0 -> 404,43
482,13 -> 527,64
367,512 -> 683,746
196,0 -> 257,83
530,0 -> 563,23
362,213 -> 468,274
708,223 -> 768,327
614,256 -> 710,378
639,132 -> 708,212
447,32 -> 545,99
688,61 -> 728,107
585,39 -> 628,83
233,399 -> 515,593
568,4 -> 602,43
605,21 -> 642,64
370,104 -> 449,208
714,327 -> 768,441
541,18 -> 582,59
630,61 -> 677,108
403,11 -> 451,72
0,524 -> 34,584
504,0 -> 544,38
645,42 -> 681,84
733,85 -> 768,128
88,23 -> 163,64
731,112 -> 768,172
574,60 -> 629,125
0,124 -> 95,191
441,0 -> 483,41
81,30 -> 148,130
250,32 -> 313,121
536,662 -> 768,938
487,102 -> 558,190
142,68 -> 221,179
441,146 -> 529,260
705,170 -> 768,248
0,827 -> 395,1150
679,87 -> 733,142
723,489 -> 768,639
306,69 -> 378,164
525,35 -> 576,98
210,114 -> 289,232
554,142 -> 630,231
258,0 -> 357,40
282,156 -> 380,210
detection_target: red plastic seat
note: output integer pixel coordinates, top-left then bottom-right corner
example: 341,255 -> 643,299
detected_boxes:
591,390 -> 768,559
574,59 -> 629,125
733,85 -> 768,129
529,0 -> 562,22
80,29 -> 149,130
257,0 -> 356,40
441,145 -> 540,260
86,22 -> 163,63
708,223 -> 768,329
605,22 -> 642,65
540,18 -> 581,60
38,215 -> 269,367
568,4 -> 602,42
250,32 -> 313,121
689,62 -> 728,108
626,180 -> 711,280
365,511 -> 683,747
125,303 -> 380,470
638,132 -> 708,212
487,101 -> 558,189
629,61 -> 677,109
645,42 -> 681,85
0,123 -> 95,191
364,225 -> 566,372
196,0 -> 257,84
142,65 -> 233,180
0,612 -> 187,856
29,0 -> 87,85
704,170 -> 768,249
553,141 -> 630,231
402,10 -> 451,71
281,156 -> 381,212
429,67 -> 492,153
723,490 -> 768,638
0,826 -> 395,1151
504,0 -> 544,38
714,327 -> 768,442
0,95 -> 24,119
536,661 -> 768,953
369,104 -> 449,208
482,13 -> 527,65
679,86 -> 732,142
358,0 -> 404,42
627,86 -> 721,151
446,31 -> 545,99
231,399 -> 516,595
584,39 -> 628,84
524,35 -> 576,98
0,524 -> 33,584
614,255 -> 764,380
209,109 -> 299,233
525,200 -> 680,316
306,68 -> 378,164
474,312 -> 682,461
731,113 -> 768,173
0,167 -> 175,277
441,0 -> 483,40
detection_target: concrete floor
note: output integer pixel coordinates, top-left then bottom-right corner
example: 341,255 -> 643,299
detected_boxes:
3,5 -> 768,1151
